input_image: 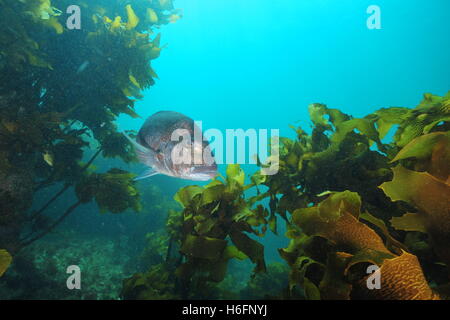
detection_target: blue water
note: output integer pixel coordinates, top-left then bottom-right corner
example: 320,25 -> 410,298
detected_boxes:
119,0 -> 449,135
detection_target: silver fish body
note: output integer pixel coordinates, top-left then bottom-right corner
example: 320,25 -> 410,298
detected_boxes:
125,111 -> 217,181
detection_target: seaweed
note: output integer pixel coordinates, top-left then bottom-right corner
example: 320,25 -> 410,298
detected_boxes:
239,262 -> 291,299
381,131 -> 450,277
173,164 -> 267,298
1,0 -> 449,301
282,190 -> 440,299
270,92 -> 449,300
124,91 -> 449,300
0,0 -> 179,265
123,165 -> 270,299
0,249 -> 12,277
121,263 -> 179,300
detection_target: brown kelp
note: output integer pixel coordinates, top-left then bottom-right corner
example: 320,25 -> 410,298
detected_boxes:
266,92 -> 449,300
123,164 -> 269,299
381,132 -> 450,277
0,249 -> 12,277
0,0 -> 179,271
124,91 -> 449,300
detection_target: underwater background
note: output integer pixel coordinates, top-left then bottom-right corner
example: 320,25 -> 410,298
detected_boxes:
0,0 -> 449,300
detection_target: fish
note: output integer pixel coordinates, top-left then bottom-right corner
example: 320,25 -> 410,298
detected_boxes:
124,111 -> 217,181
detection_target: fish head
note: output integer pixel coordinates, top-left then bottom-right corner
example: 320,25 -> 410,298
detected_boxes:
171,138 -> 218,181
187,140 -> 217,181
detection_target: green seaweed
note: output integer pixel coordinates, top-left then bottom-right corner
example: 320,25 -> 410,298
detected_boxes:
121,263 -> 179,300
173,165 -> 267,297
122,91 -> 449,300
0,249 -> 12,277
0,0 -> 179,254
75,168 -> 141,213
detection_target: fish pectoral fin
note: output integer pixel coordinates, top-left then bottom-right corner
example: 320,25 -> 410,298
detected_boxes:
134,168 -> 159,181
123,131 -> 149,154
123,131 -> 157,166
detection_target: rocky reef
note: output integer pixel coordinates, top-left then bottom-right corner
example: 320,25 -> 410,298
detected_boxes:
0,233 -> 137,299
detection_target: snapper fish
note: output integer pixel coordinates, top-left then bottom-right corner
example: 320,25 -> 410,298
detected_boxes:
124,111 -> 217,181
